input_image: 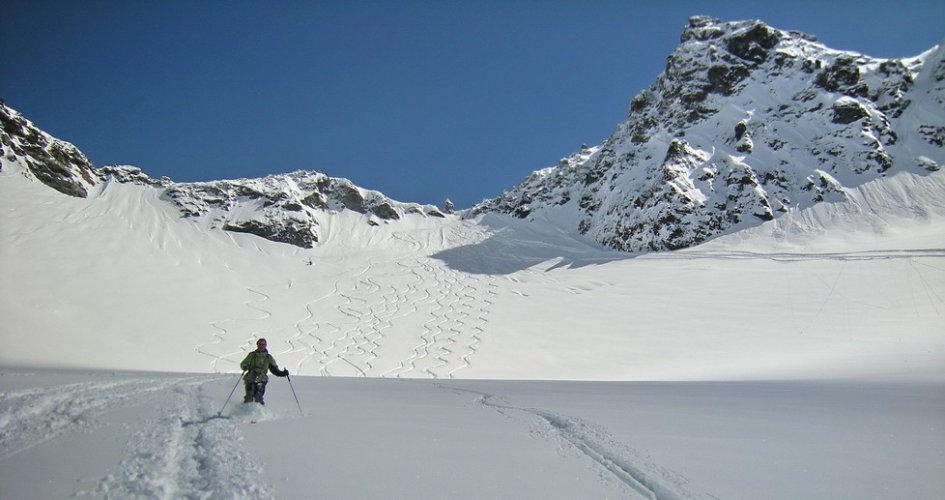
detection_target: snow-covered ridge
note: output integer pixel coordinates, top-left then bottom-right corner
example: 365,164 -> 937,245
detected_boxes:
471,17 -> 945,252
0,102 -> 447,248
158,171 -> 447,248
3,17 -> 944,253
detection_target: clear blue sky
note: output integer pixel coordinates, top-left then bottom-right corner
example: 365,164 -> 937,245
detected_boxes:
2,1 -> 943,208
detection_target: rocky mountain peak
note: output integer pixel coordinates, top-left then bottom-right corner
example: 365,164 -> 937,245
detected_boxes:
1,102 -> 445,249
1,102 -> 101,197
470,18 -> 945,252
4,18 -> 943,254
161,170 -> 445,248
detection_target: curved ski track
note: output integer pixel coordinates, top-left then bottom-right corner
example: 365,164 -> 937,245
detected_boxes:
289,254 -> 497,379
195,288 -> 275,372
191,223 -> 499,378
442,386 -> 710,500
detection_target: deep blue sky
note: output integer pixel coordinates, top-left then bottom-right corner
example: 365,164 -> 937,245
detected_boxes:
2,1 -> 943,208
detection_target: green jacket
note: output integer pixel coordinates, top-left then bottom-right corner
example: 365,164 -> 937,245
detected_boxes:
240,350 -> 284,383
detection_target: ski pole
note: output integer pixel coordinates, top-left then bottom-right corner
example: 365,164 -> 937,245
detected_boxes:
218,369 -> 247,416
286,373 -> 304,416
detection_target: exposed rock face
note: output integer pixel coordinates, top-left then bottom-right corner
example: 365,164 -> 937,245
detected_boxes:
1,103 -> 445,249
470,17 -> 945,252
99,165 -> 172,188
1,103 -> 101,197
162,171 -> 444,248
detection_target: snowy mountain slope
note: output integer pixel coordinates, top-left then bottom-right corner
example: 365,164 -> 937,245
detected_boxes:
1,18 -> 944,381
0,154 -> 480,375
2,148 -> 943,380
1,102 -> 447,250
471,17 -> 945,252
2,17 -> 944,500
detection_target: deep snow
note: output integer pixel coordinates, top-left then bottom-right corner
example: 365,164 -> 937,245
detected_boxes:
1,154 -> 944,498
1,371 -> 942,500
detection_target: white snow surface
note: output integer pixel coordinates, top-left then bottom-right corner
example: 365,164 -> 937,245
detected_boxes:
2,158 -> 942,381
0,371 -> 942,499
1,158 -> 944,498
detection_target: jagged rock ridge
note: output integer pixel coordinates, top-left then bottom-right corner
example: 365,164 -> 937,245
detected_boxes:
470,17 -> 945,252
160,171 -> 444,248
0,103 -> 445,248
0,102 -> 100,198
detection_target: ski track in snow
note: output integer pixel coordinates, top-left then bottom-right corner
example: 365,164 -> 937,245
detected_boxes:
441,385 -> 711,500
195,287 -> 276,372
186,222 -> 500,379
387,258 -> 496,379
190,223 -> 944,380
673,247 -> 945,262
0,376 -> 205,461
288,281 -> 339,373
83,382 -> 274,500
318,263 -> 375,377
0,374 -> 276,499
284,247 -> 497,379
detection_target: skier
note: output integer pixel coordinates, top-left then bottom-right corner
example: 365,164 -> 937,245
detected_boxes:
240,338 -> 288,405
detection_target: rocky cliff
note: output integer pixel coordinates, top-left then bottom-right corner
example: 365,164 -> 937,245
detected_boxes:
470,17 -> 945,251
1,103 -> 445,248
1,101 -> 101,198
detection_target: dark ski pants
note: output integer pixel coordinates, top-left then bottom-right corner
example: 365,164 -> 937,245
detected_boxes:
244,381 -> 267,404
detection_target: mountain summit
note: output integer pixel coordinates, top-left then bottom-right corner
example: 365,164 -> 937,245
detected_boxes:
1,103 -> 446,248
471,17 -> 945,252
2,18 -> 944,253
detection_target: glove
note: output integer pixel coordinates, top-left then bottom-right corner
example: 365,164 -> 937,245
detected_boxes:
280,368 -> 289,377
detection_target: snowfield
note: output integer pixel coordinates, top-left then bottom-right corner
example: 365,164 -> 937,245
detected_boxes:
2,163 -> 943,381
1,371 -> 943,500
1,157 -> 944,498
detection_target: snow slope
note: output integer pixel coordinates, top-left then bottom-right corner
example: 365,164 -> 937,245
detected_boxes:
2,16 -> 944,500
2,157 -> 943,381
1,370 -> 942,500
3,137 -> 943,500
